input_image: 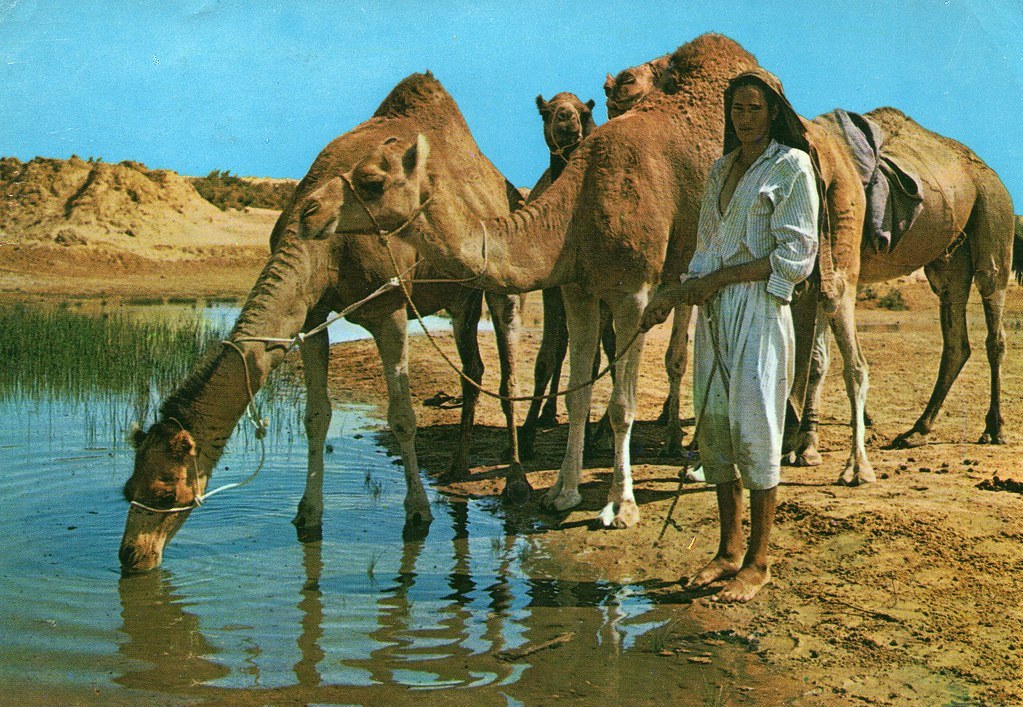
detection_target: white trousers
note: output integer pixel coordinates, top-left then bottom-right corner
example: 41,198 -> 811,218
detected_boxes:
693,281 -> 794,491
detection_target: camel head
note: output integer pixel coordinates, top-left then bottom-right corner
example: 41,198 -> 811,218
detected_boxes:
298,135 -> 431,239
119,421 -> 204,572
604,56 -> 669,118
535,93 -> 596,157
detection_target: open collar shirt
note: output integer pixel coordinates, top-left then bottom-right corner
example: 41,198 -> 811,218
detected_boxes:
687,139 -> 819,303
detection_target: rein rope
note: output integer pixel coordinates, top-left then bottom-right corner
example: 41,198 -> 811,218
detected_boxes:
339,167 -> 643,404
655,299 -> 727,543
129,345 -> 269,515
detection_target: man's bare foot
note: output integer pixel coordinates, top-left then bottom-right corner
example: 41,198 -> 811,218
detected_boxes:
711,564 -> 770,603
685,556 -> 742,589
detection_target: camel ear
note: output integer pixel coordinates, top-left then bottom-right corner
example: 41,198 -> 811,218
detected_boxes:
402,134 -> 430,180
585,98 -> 596,110
129,423 -> 147,449
535,94 -> 548,115
168,430 -> 196,460
603,74 -> 615,95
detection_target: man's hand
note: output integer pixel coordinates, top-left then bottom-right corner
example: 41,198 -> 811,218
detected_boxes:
641,281 -> 686,332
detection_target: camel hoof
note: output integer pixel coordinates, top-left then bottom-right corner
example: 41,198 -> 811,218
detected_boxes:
442,464 -> 470,483
402,515 -> 432,541
835,467 -> 876,487
502,478 -> 532,506
541,488 -> 581,512
293,523 -> 323,543
888,431 -> 928,449
594,500 -> 639,529
978,432 -> 1005,445
795,448 -> 823,467
537,410 -> 559,429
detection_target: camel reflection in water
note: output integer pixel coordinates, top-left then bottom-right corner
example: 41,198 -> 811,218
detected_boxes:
115,491 -> 672,697
116,570 -> 230,693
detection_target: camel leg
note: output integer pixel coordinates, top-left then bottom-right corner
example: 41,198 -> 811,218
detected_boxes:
519,288 -> 566,460
541,284 -> 601,512
367,308 -> 433,527
658,305 -> 693,457
292,319 -> 331,542
595,292 -> 646,529
485,291 -> 532,504
444,292 -> 485,480
967,185 -> 1012,445
830,287 -> 875,486
978,285 -> 1007,444
788,306 -> 831,467
892,246 -> 973,448
586,301 -> 617,454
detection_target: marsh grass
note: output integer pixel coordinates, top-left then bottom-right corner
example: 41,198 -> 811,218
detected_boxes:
0,302 -> 304,445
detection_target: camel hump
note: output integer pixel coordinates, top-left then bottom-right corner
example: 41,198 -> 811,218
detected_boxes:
373,72 -> 456,119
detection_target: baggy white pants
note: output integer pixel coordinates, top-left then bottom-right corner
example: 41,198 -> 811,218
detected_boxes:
693,280 -> 794,491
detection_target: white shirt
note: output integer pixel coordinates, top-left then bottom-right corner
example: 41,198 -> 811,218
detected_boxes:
687,140 -> 819,303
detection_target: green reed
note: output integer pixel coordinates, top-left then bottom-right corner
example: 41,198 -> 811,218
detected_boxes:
0,302 -> 305,445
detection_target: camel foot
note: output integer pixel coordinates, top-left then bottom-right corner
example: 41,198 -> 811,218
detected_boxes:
795,447 -> 823,467
594,499 -> 639,529
292,498 -> 323,542
293,522 -> 322,543
502,466 -> 532,506
710,565 -> 771,603
540,485 -> 581,512
441,461 -> 470,483
685,556 -> 742,590
978,432 -> 1006,445
888,429 -> 929,449
404,493 -> 434,526
835,459 -> 876,487
402,515 -> 432,542
537,407 -> 559,429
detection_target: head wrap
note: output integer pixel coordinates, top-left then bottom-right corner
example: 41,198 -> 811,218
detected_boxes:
722,68 -> 809,156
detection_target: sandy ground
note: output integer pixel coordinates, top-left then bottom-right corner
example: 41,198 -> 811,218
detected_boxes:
6,234 -> 1023,703
321,281 -> 1023,706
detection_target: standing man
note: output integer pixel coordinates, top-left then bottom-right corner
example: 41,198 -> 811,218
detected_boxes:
642,69 -> 819,603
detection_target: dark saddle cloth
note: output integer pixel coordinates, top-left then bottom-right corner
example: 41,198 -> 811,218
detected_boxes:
819,108 -> 924,253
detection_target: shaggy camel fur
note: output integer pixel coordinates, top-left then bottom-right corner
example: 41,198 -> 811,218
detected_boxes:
518,92 -> 618,459
119,72 -> 526,572
315,34 -> 763,528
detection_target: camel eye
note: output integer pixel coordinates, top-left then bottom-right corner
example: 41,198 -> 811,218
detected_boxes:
357,175 -> 385,199
620,75 -> 634,85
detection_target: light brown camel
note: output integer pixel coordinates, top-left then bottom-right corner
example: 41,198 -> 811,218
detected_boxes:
518,92 -> 618,459
119,72 -> 527,572
794,107 -> 1016,470
603,53 -> 671,118
306,34 -> 766,528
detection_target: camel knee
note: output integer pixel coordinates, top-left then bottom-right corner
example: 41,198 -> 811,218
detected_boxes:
605,399 -> 633,433
304,407 -> 331,445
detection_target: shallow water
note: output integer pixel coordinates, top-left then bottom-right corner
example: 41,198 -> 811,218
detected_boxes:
0,304 -> 772,704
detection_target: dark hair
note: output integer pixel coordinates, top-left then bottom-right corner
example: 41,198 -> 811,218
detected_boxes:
729,74 -> 780,116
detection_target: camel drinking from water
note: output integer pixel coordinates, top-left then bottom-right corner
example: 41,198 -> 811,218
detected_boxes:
119,72 -> 526,572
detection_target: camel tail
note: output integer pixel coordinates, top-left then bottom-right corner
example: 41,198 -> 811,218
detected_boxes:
1013,227 -> 1023,285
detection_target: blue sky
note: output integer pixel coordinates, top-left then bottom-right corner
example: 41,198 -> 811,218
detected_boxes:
2,1 -> 1021,208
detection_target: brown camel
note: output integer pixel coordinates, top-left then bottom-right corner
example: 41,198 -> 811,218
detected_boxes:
607,48 -> 1016,482
518,92 -> 618,459
119,72 -> 527,572
308,34 -> 766,528
603,53 -> 671,118
794,107 -> 1016,471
